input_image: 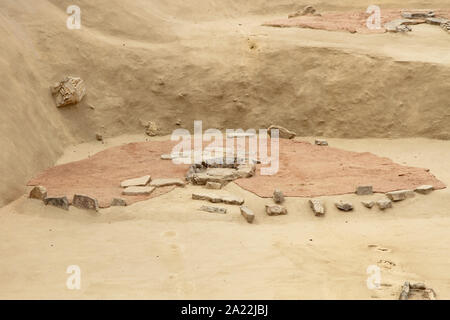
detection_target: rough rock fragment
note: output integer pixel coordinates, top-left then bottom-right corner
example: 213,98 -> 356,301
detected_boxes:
414,185 -> 434,195
309,199 -> 325,216
386,190 -> 415,201
356,185 -> 373,195
265,205 -> 287,216
362,201 -> 375,209
206,182 -> 222,190
199,205 -> 227,214
221,195 -> 245,205
122,186 -> 155,196
399,281 -> 410,300
29,186 -> 47,200
267,125 -> 296,139
51,76 -> 86,107
111,198 -> 127,206
377,199 -> 392,210
288,5 -> 318,18
236,164 -> 256,178
44,196 -> 70,211
384,19 -> 418,32
150,178 -> 185,187
335,201 -> 353,212
426,17 -> 448,25
401,11 -> 434,19
72,194 -> 99,211
144,121 -> 159,136
273,189 -> 285,204
240,206 -> 255,223
410,283 -> 427,290
120,175 -> 151,188
315,139 -> 328,146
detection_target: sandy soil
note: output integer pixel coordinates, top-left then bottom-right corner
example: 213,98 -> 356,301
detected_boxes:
0,135 -> 449,299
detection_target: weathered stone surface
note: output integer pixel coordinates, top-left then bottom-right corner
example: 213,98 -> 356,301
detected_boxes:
426,17 -> 448,25
377,199 -> 392,210
288,5 -> 317,18
362,201 -> 375,209
414,185 -> 434,195
111,198 -> 127,206
442,21 -> 450,32
265,205 -> 287,216
315,139 -> 328,146
120,175 -> 151,188
161,154 -> 177,160
29,186 -> 47,200
399,281 -> 410,300
44,196 -> 69,211
410,283 -> 427,290
240,206 -> 255,223
206,168 -> 240,180
192,192 -> 244,205
191,172 -> 226,185
150,178 -> 185,187
206,182 -> 222,190
222,195 -> 245,205
309,199 -> 325,216
199,205 -> 227,214
96,133 -> 103,142
51,76 -> 86,107
268,125 -> 296,139
386,190 -> 415,201
273,189 -> 285,204
144,121 -> 159,136
122,186 -> 155,196
384,19 -> 417,32
335,201 -> 353,211
356,185 -> 373,195
72,194 -> 99,211
236,164 -> 256,178
401,11 -> 434,19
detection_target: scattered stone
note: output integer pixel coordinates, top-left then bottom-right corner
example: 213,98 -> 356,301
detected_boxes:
442,21 -> 450,32
161,154 -> 177,160
377,199 -> 392,210
222,195 -> 245,205
362,201 -> 375,209
265,205 -> 287,216
150,178 -> 185,187
29,186 -> 47,200
335,201 -> 353,212
386,190 -> 415,201
199,205 -> 227,214
51,76 -> 86,107
401,11 -> 435,19
410,283 -> 427,290
111,198 -> 127,206
236,164 -> 256,178
267,125 -> 296,139
192,192 -> 244,205
120,175 -> 151,188
206,182 -> 223,190
72,194 -> 99,211
426,17 -> 448,25
122,186 -> 155,196
399,281 -> 410,300
273,189 -> 285,204
144,121 -> 159,136
240,206 -> 255,223
309,199 -> 325,216
356,185 -> 373,195
288,5 -> 318,18
315,139 -> 328,146
414,185 -> 434,195
384,19 -> 419,32
44,196 -> 70,211
96,133 -> 103,142
176,119 -> 182,126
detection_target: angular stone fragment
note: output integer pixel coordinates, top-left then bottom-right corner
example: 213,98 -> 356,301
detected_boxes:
122,186 -> 155,196
401,11 -> 434,19
96,133 -> 103,142
414,185 -> 434,195
288,5 -> 317,18
221,195 -> 245,205
199,205 -> 227,214
265,205 -> 287,216
44,196 -> 70,211
377,199 -> 392,210
111,198 -> 127,206
240,206 -> 255,223
315,139 -> 328,146
309,199 -> 325,216
362,201 -> 375,209
268,125 -> 296,139
192,192 -> 244,205
236,164 -> 256,178
161,154 -> 177,160
399,281 -> 410,300
356,185 -> 373,195
335,201 -> 353,211
51,76 -> 86,107
384,19 -> 418,32
72,194 -> 99,211
426,17 -> 448,25
386,190 -> 415,201
273,189 -> 285,204
29,186 -> 47,200
410,283 -> 426,290
144,121 -> 159,136
206,182 -> 222,190
150,178 -> 185,187
120,175 -> 151,188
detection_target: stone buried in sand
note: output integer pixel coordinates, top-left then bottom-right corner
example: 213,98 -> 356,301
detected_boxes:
111,198 -> 127,206
44,196 -> 70,211
414,185 -> 434,195
51,76 -> 86,107
315,139 -> 328,146
362,201 -> 375,209
199,205 -> 227,214
122,186 -> 155,196
335,201 -> 353,212
240,206 -> 255,223
386,190 -> 415,201
265,205 -> 287,216
150,178 -> 185,187
268,125 -> 296,139
377,199 -> 392,210
120,175 -> 151,188
309,199 -> 325,216
29,186 -> 47,200
426,17 -> 449,25
399,281 -> 410,300
192,192 -> 244,205
273,189 -> 285,204
356,185 -> 373,195
72,194 -> 99,211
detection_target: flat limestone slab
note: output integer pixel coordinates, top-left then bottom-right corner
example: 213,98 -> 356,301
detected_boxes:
122,186 -> 155,196
386,190 -> 415,201
120,175 -> 151,188
150,178 -> 185,187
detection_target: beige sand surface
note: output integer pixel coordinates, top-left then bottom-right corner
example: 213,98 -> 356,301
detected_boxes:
0,135 -> 449,299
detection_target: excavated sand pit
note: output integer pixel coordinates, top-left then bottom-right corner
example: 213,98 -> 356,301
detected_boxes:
28,138 -> 445,207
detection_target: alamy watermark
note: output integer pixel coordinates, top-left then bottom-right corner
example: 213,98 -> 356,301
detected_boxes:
66,265 -> 81,290
67,5 -> 81,30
